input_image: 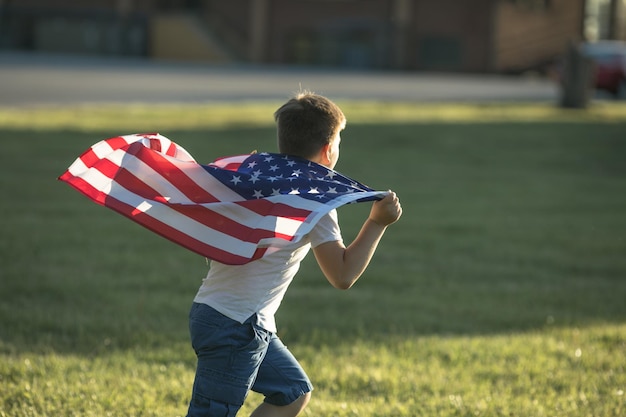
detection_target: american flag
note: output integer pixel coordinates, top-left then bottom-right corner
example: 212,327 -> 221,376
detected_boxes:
59,133 -> 386,265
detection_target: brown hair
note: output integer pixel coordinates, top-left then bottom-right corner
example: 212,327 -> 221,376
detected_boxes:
274,91 -> 346,159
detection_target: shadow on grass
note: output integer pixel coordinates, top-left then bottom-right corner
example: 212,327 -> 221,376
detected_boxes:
1,122 -> 626,355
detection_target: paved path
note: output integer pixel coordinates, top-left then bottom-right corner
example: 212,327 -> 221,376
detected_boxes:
0,52 -> 559,106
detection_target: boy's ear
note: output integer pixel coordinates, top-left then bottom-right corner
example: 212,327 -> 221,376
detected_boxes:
320,143 -> 332,165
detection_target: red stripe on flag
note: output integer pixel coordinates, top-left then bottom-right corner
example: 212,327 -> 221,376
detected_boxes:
103,195 -> 253,264
221,162 -> 243,171
93,158 -> 124,179
60,172 -> 255,264
59,172 -> 108,206
78,136 -> 128,169
105,136 -> 131,151
149,138 -> 161,152
113,168 -> 170,204
236,199 -> 311,221
166,142 -> 177,157
168,204 -> 294,242
79,148 -> 102,170
126,143 -> 221,204
249,247 -> 267,262
210,155 -> 247,171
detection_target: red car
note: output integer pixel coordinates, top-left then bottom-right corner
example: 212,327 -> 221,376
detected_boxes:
581,41 -> 626,99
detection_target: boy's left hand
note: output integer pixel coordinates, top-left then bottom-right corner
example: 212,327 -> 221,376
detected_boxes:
369,191 -> 402,226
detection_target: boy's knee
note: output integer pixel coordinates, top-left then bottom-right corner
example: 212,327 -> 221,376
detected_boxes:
291,391 -> 311,413
251,392 -> 312,417
299,391 -> 311,405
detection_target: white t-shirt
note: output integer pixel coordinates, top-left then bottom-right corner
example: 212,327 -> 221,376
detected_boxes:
193,210 -> 342,332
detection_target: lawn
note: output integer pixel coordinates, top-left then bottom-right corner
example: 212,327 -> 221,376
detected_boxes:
1,102 -> 625,416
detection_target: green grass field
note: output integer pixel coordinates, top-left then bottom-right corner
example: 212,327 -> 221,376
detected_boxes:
1,102 -> 625,416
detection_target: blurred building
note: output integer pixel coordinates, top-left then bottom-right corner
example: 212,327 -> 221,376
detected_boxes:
585,0 -> 626,40
1,0 -> 622,72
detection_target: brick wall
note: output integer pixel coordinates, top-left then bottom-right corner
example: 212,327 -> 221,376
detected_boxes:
201,0 -> 252,60
412,0 -> 494,72
242,0 -> 495,72
266,0 -> 393,68
493,0 -> 584,72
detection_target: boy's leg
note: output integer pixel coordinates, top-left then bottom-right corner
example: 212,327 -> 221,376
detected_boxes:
187,303 -> 271,417
249,392 -> 311,417
250,334 -> 313,417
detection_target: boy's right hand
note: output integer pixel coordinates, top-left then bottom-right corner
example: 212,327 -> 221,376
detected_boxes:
369,191 -> 402,226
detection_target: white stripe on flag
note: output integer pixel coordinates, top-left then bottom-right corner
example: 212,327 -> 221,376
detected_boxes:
106,180 -> 261,258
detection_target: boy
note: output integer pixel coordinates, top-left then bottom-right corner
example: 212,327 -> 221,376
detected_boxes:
187,92 -> 402,417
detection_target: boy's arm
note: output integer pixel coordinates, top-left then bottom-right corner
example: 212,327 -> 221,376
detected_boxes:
312,191 -> 402,290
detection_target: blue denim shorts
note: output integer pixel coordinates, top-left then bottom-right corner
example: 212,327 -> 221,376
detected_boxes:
186,302 -> 313,417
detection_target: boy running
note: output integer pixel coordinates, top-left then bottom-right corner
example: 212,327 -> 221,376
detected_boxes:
187,92 -> 402,417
